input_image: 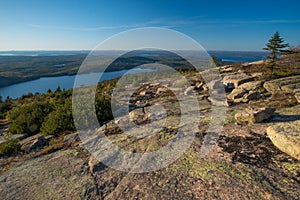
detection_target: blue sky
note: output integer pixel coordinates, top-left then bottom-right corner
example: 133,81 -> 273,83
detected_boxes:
0,0 -> 299,51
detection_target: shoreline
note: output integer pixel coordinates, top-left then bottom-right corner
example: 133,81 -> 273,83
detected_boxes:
0,67 -> 155,99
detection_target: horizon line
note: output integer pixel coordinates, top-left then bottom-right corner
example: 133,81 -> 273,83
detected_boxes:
0,49 -> 268,52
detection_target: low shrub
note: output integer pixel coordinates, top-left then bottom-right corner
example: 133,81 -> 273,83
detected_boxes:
0,138 -> 21,156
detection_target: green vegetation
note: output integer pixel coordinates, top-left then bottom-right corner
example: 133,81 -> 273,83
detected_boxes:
0,97 -> 12,118
211,54 -> 222,67
263,32 -> 289,70
0,138 -> 21,156
40,99 -> 75,136
95,94 -> 113,123
233,46 -> 300,80
1,79 -> 116,137
8,101 -> 53,135
282,162 -> 300,175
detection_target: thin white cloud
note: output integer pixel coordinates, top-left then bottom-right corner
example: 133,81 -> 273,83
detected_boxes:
27,23 -> 142,31
27,18 -> 300,32
27,20 -> 176,31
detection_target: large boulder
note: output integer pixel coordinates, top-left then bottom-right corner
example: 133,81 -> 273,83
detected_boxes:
243,91 -> 262,102
227,88 -> 247,100
222,73 -> 254,90
219,65 -> 233,73
281,83 -> 300,93
238,81 -> 262,91
20,134 -> 53,152
235,107 -> 275,124
227,84 -> 262,103
263,75 -> 300,93
267,120 -> 300,160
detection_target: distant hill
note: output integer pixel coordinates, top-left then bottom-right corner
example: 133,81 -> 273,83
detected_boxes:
0,50 -> 269,88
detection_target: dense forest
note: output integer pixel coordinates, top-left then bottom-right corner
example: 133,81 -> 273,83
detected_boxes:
0,79 -> 116,154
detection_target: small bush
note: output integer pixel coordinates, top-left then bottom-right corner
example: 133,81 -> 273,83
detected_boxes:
0,99 -> 12,118
0,138 -> 21,156
41,99 -> 75,136
7,101 -> 53,135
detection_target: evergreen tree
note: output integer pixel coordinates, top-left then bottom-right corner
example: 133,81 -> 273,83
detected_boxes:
263,32 -> 289,62
55,86 -> 61,93
211,54 -> 222,67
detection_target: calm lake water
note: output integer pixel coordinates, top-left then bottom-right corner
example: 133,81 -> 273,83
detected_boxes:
0,50 -> 268,99
0,68 -> 153,99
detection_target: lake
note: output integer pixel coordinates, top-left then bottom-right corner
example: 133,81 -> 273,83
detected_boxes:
0,68 -> 153,99
0,50 -> 268,99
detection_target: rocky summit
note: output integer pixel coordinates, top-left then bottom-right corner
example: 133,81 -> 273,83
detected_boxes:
0,59 -> 300,200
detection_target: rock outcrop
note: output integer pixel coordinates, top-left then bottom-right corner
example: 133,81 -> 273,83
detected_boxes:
228,88 -> 248,100
223,73 -> 254,91
63,132 -> 80,145
219,65 -> 233,73
20,134 -> 53,152
243,91 -> 262,102
263,75 -> 300,93
238,81 -> 262,91
2,62 -> 300,199
227,81 -> 262,103
267,120 -> 300,160
235,107 -> 275,124
0,150 -> 98,199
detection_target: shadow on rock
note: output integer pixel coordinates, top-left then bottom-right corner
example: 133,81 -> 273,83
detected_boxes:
268,113 -> 300,123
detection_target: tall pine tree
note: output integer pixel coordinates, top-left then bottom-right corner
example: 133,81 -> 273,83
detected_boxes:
263,32 -> 289,62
